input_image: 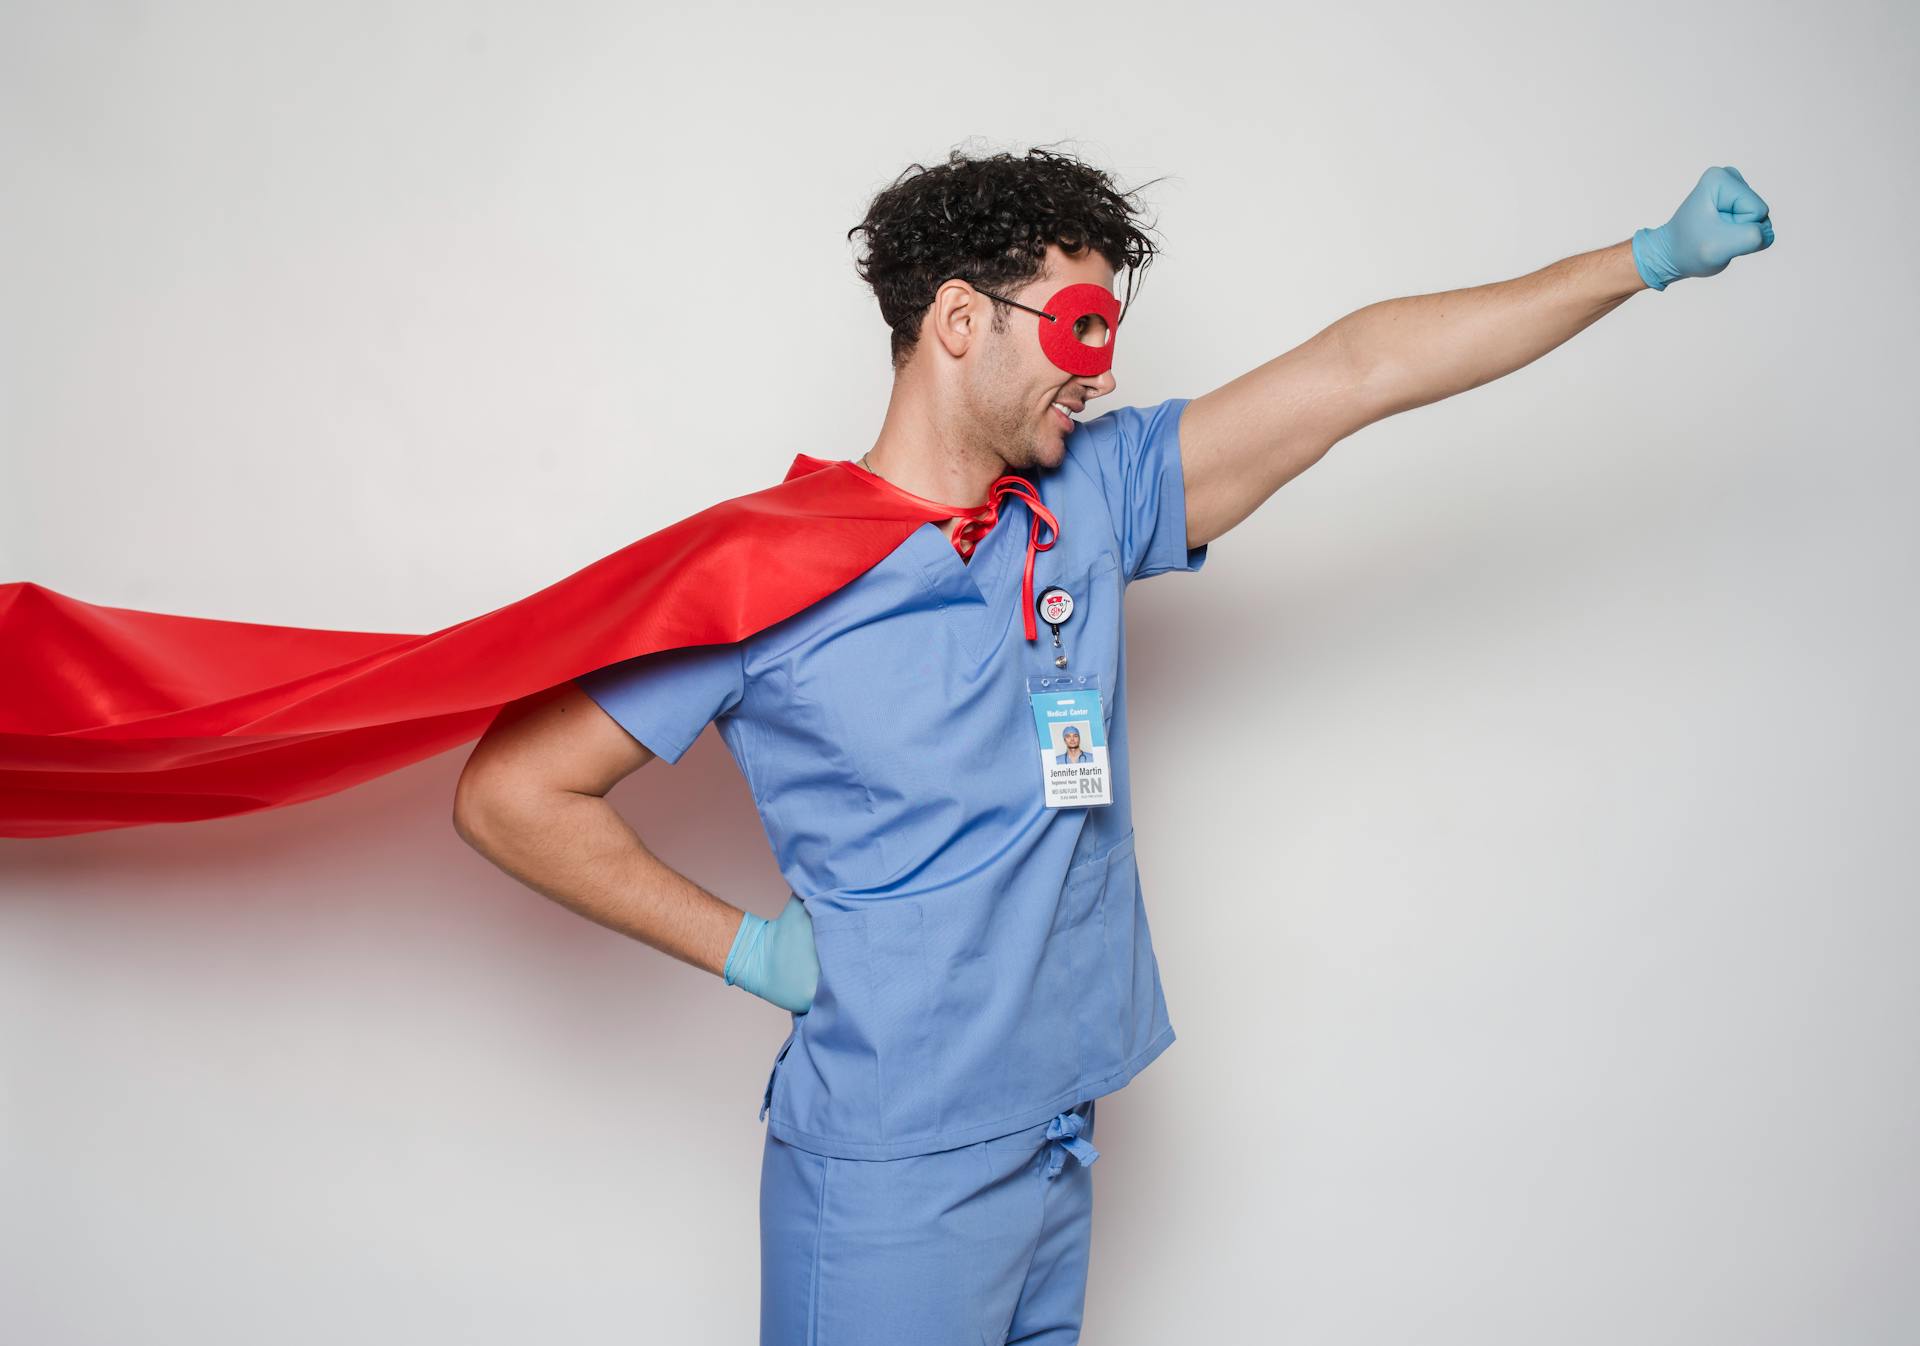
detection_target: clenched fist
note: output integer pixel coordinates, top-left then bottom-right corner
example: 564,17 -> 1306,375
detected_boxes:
1632,166 -> 1776,291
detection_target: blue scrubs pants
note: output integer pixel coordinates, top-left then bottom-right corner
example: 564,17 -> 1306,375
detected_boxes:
759,1100 -> 1101,1345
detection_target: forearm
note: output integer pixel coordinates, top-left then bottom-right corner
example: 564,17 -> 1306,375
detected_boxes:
456,787 -> 742,979
1333,240 -> 1647,421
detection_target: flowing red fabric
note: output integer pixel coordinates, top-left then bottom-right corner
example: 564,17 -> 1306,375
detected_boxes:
0,454 -> 974,839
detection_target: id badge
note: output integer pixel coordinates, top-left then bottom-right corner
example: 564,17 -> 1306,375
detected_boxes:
1027,673 -> 1113,809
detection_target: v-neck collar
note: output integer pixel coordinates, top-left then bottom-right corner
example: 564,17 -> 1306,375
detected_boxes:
839,459 -> 1027,605
820,455 -> 1055,661
917,502 -> 1022,603
913,509 -> 1022,660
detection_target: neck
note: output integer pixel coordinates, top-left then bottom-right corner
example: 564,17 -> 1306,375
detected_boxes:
861,368 -> 1014,511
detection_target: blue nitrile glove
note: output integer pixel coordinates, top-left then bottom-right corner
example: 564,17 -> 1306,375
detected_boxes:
723,895 -> 818,1014
1631,165 -> 1775,291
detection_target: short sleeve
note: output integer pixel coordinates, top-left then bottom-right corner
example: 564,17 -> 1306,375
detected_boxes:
572,642 -> 745,765
1071,396 -> 1209,584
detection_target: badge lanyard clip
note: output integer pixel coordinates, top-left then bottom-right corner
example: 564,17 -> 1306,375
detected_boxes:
1035,586 -> 1074,670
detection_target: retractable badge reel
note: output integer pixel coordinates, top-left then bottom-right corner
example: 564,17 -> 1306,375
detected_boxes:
1024,585 -> 1111,808
1037,585 -> 1073,669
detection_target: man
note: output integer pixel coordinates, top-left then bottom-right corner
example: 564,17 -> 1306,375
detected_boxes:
1055,724 -> 1093,766
450,147 -> 1773,1343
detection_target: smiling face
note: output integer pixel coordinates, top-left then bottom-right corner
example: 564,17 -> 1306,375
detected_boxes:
962,244 -> 1121,474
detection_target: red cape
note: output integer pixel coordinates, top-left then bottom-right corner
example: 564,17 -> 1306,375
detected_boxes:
0,454 -> 961,839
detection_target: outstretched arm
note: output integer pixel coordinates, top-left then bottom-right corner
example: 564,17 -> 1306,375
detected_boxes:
1180,166 -> 1776,549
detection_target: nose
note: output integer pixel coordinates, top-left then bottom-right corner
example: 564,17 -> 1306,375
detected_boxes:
1081,367 -> 1117,402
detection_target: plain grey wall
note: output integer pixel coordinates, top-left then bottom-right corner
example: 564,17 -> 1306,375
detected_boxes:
3,2 -> 1914,1342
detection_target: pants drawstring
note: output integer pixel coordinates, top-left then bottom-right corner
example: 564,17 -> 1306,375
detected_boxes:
1043,1109 -> 1099,1180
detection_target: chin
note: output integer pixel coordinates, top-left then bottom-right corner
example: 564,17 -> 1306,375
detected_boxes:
1031,436 -> 1069,472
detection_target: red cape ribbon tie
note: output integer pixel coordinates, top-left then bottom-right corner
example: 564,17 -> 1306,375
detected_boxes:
950,476 -> 1059,641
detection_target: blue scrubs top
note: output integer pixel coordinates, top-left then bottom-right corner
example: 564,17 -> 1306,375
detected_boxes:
575,396 -> 1207,1160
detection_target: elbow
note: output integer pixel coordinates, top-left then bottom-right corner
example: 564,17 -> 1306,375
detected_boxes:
451,789 -> 485,852
452,764 -> 507,852
452,761 -> 567,855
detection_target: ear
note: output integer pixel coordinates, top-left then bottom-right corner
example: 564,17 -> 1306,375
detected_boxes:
926,278 -> 984,360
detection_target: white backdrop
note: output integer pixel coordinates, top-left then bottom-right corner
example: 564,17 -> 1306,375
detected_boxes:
4,2 -> 1915,1342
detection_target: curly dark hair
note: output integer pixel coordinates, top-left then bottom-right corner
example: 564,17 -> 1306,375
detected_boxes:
847,143 -> 1167,371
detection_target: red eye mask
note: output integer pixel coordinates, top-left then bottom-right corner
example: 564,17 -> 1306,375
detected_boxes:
969,277 -> 1126,378
1034,283 -> 1123,377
